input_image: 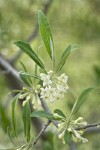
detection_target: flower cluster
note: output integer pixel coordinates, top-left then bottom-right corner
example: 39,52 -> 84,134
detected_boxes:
57,116 -> 88,144
40,70 -> 69,103
19,87 -> 41,109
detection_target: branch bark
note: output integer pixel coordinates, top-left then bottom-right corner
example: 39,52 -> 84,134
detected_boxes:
76,122 -> 100,131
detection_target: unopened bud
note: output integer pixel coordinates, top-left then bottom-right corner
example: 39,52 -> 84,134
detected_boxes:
58,130 -> 65,139
75,117 -> 84,123
19,93 -> 28,99
53,113 -> 64,119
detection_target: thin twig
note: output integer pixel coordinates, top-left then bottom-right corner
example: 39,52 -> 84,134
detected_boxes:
33,120 -> 51,145
26,121 -> 51,150
0,54 -> 23,86
76,122 -> 100,130
38,94 -> 58,128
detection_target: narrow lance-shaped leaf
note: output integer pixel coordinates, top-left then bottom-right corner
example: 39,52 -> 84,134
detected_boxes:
54,109 -> 66,118
38,10 -> 54,60
0,104 -> 10,132
20,61 -> 32,87
31,110 -> 54,120
12,94 -> 20,138
14,41 -> 45,69
64,130 -> 72,144
7,127 -> 16,146
19,71 -> 41,81
22,102 -> 31,142
55,44 -> 80,73
19,72 -> 31,87
70,87 -> 94,117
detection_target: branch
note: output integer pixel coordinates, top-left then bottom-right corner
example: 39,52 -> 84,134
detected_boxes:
10,0 -> 53,64
69,142 -> 77,150
39,94 -> 58,128
76,122 -> 100,131
86,126 -> 100,134
33,121 -> 51,145
0,54 -> 24,88
17,121 -> 51,150
75,122 -> 100,135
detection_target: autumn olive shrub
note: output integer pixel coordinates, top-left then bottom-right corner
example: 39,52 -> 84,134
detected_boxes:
9,10 -> 97,149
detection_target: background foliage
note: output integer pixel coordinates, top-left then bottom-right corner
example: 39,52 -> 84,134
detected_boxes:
0,0 -> 100,149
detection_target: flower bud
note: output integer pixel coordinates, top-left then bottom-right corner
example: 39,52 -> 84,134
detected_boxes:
19,93 -> 28,99
53,113 -> 64,119
75,117 -> 84,123
23,87 -> 29,92
58,130 -> 65,139
22,95 -> 31,107
81,137 -> 88,143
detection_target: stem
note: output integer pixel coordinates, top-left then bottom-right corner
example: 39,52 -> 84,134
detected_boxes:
38,93 -> 58,128
76,122 -> 100,130
26,121 -> 51,149
32,120 -> 51,145
68,99 -> 78,122
53,56 -> 55,70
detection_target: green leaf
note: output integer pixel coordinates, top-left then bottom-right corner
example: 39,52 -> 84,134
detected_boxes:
64,130 -> 72,144
55,44 -> 80,73
20,61 -> 32,86
38,10 -> 54,60
19,71 -> 40,81
43,141 -> 53,150
19,72 -> 32,87
12,94 -> 19,138
14,41 -> 45,69
31,110 -> 54,120
22,102 -> 31,142
54,109 -> 66,118
70,87 -> 94,116
0,104 -> 10,132
7,127 -> 16,146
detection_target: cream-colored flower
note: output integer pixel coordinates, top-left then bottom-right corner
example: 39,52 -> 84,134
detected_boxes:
74,117 -> 87,126
72,129 -> 88,143
22,95 -> 31,107
40,73 -> 52,87
40,70 -> 69,103
48,70 -> 53,76
40,87 -> 50,100
19,92 -> 28,99
58,122 -> 66,131
58,73 -> 68,83
57,116 -> 88,144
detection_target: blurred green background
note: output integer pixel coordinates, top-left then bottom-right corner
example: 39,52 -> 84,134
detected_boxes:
0,0 -> 100,149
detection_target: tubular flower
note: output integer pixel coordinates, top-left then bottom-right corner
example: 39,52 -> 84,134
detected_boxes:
40,73 -> 52,87
19,87 -> 41,109
40,70 -> 69,103
57,117 -> 88,144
